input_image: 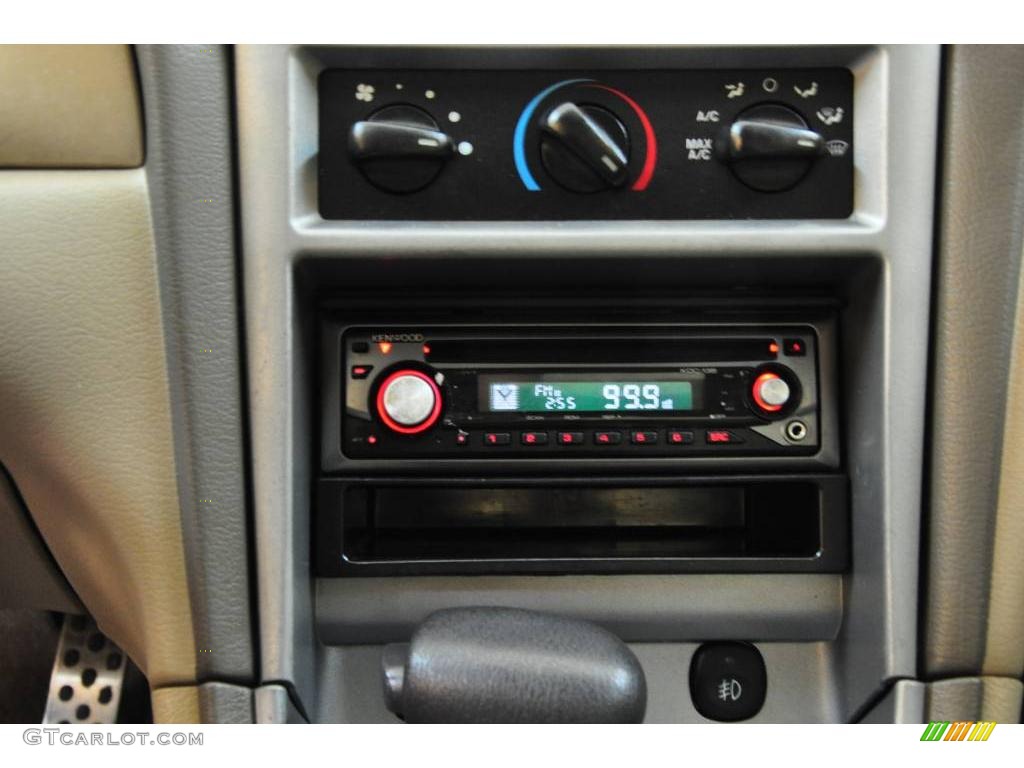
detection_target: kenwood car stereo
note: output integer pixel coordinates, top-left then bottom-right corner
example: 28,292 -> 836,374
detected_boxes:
338,325 -> 826,460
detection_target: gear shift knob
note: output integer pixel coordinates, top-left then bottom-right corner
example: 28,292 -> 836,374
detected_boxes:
381,607 -> 647,723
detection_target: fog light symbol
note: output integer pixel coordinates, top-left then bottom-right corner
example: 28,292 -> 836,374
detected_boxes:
718,678 -> 743,702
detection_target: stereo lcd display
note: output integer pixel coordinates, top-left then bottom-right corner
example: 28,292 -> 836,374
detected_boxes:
482,376 -> 700,413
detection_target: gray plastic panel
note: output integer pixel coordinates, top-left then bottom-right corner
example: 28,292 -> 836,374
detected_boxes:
235,44 -> 940,721
136,45 -> 255,683
924,45 -> 1024,679
316,574 -> 842,644
194,682 -> 255,724
315,642 -> 843,724
255,684 -> 309,724
858,680 -> 925,724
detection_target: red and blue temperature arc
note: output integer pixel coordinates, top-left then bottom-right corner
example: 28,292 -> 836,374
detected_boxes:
513,79 -> 658,192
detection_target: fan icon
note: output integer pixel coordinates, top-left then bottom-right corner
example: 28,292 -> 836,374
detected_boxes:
355,83 -> 375,103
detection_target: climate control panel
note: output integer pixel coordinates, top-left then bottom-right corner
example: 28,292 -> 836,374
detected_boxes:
319,68 -> 853,220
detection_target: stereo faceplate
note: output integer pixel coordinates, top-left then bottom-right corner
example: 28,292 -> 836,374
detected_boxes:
330,324 -> 832,467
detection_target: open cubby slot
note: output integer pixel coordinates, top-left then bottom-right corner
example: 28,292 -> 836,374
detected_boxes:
337,482 -> 830,567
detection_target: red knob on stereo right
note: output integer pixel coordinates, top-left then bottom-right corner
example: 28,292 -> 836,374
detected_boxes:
750,366 -> 799,416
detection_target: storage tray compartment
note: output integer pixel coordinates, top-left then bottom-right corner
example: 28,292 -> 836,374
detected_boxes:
317,475 -> 848,576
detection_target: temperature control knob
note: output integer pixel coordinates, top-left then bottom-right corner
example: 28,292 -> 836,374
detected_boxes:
751,371 -> 792,413
717,104 -> 825,192
375,369 -> 442,434
349,105 -> 455,193
539,102 -> 630,193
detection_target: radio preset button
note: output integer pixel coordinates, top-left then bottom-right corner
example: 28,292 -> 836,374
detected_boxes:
707,429 -> 743,445
521,431 -> 549,446
484,432 -> 511,446
631,430 -> 658,445
558,432 -> 585,445
668,430 -> 695,445
594,431 -> 623,446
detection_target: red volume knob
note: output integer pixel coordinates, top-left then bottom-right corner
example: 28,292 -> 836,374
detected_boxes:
375,369 -> 442,435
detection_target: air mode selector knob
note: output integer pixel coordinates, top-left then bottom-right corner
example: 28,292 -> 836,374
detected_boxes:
751,371 -> 792,414
375,369 -> 443,435
717,103 -> 825,192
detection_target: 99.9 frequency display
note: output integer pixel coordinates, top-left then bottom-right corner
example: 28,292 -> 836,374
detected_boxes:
485,379 -> 696,413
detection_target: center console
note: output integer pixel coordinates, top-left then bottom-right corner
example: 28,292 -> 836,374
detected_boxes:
236,45 -> 940,723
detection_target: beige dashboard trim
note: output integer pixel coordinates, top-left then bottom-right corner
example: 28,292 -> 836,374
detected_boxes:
152,683 -> 254,724
0,45 -> 143,168
151,687 -> 203,724
0,170 -> 195,686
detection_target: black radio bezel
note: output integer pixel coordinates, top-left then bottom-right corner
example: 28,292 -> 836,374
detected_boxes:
321,312 -> 840,473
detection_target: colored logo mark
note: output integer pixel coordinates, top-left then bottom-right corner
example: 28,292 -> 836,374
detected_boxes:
920,721 -> 996,741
